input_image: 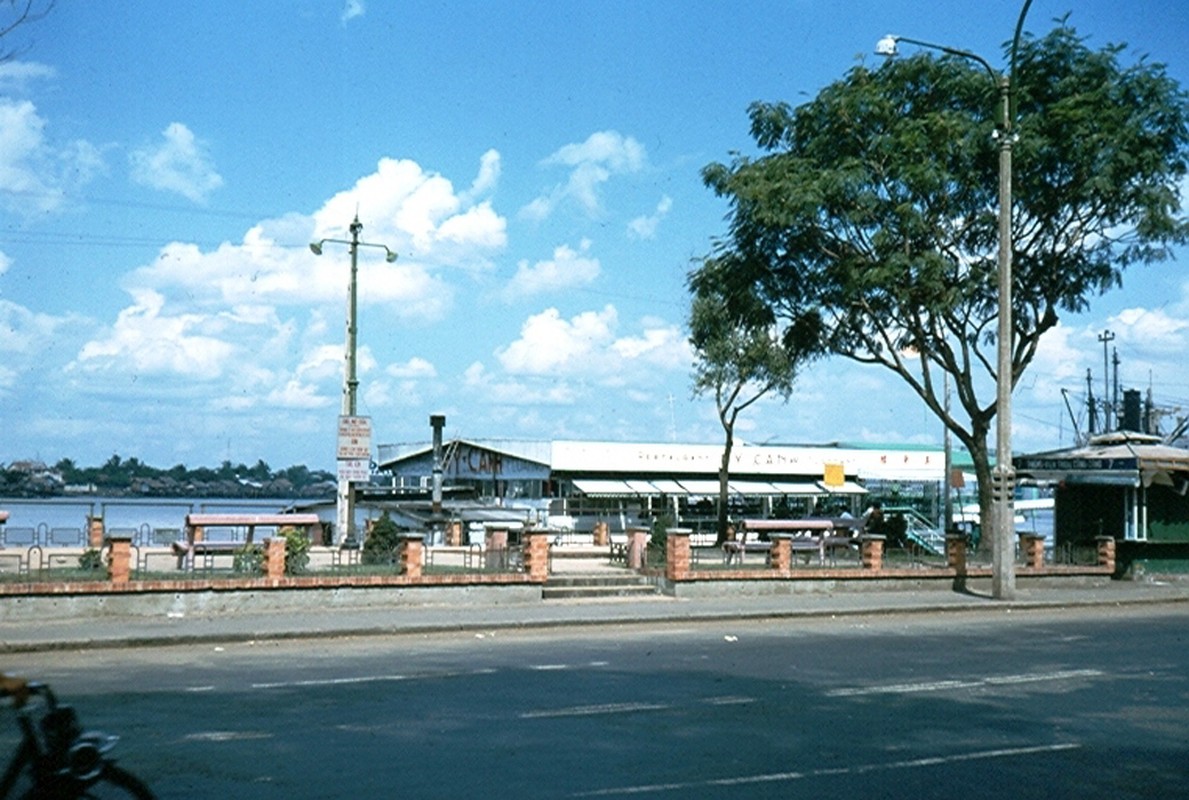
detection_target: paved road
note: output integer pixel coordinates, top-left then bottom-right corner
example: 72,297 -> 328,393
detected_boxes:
4,603 -> 1187,798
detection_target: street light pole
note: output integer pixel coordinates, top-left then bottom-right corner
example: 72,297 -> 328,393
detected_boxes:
877,0 -> 1032,600
992,68 -> 1016,600
311,215 -> 398,546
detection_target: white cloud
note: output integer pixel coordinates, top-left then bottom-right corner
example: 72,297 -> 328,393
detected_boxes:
497,306 -> 619,375
76,154 -> 509,416
0,298 -> 71,356
546,131 -> 646,172
341,0 -> 365,24
627,195 -> 673,240
129,122 -> 224,203
296,344 -> 347,383
74,289 -> 237,377
0,98 -> 103,216
126,157 -> 512,322
0,250 -> 10,276
314,156 -> 506,263
0,299 -> 94,398
503,239 -> 600,300
1109,306 -> 1189,354
0,61 -> 56,92
266,378 -> 330,410
521,130 -> 647,220
460,149 -> 501,205
463,361 -> 577,406
495,306 -> 691,384
387,357 -> 437,378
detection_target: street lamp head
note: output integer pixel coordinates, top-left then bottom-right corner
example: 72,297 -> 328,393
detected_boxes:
875,35 -> 899,58
384,248 -> 398,264
309,241 -> 324,256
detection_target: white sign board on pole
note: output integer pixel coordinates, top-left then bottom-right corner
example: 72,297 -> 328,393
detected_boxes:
337,416 -> 373,460
337,458 -> 371,484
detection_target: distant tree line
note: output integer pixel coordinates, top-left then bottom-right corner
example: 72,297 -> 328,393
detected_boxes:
0,455 -> 336,498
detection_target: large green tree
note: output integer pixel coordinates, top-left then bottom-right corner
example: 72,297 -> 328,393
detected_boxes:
692,22 -> 1188,537
689,286 -> 812,543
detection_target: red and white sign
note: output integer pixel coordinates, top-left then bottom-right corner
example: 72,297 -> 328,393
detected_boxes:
337,416 -> 372,460
337,458 -> 371,484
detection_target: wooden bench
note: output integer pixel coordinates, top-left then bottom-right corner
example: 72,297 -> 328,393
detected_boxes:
819,517 -> 864,565
722,534 -> 773,566
735,519 -> 837,566
170,540 -> 260,570
176,513 -> 321,570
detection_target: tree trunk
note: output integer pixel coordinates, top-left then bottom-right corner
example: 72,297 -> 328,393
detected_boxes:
967,428 -> 994,554
715,425 -> 734,546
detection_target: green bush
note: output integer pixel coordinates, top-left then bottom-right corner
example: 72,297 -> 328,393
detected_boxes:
278,526 -> 310,575
362,512 -> 401,566
78,548 -> 105,572
232,544 -> 263,574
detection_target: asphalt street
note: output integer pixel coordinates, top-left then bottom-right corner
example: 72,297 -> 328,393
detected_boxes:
4,603 -> 1187,799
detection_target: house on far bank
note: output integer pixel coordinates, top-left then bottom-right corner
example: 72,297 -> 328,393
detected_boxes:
1016,432 -> 1189,574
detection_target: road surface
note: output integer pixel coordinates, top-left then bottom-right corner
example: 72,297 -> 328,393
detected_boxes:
3,604 -> 1186,798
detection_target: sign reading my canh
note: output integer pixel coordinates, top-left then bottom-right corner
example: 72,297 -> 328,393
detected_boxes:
337,416 -> 373,460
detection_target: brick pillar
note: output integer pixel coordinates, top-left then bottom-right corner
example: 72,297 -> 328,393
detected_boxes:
1019,533 -> 1045,568
593,521 -> 609,547
485,526 -> 509,570
626,526 -> 649,570
665,528 -> 692,581
107,534 -> 132,583
88,516 -> 105,548
264,537 -> 286,579
523,529 -> 551,581
399,533 -> 425,578
1096,536 -> 1116,572
945,534 -> 967,573
446,520 -> 463,546
768,533 -> 792,577
860,535 -> 886,570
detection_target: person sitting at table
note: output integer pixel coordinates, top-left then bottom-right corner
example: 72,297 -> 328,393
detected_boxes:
862,502 -> 886,534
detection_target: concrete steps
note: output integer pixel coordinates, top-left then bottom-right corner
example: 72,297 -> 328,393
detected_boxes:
542,573 -> 661,600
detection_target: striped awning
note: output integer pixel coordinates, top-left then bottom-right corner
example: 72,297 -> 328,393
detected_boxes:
816,480 -> 868,495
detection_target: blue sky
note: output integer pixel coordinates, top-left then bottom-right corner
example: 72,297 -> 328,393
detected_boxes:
1,0 -> 1188,472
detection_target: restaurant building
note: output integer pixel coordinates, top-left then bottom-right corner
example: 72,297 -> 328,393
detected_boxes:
376,437 -> 964,532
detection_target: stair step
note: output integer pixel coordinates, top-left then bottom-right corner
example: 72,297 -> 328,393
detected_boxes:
542,583 -> 660,600
542,573 -> 661,600
546,575 -> 651,588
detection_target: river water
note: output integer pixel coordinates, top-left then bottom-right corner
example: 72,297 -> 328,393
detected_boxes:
0,496 -> 305,539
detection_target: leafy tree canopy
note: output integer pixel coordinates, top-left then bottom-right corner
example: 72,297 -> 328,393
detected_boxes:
689,285 -> 809,540
693,21 -> 1188,508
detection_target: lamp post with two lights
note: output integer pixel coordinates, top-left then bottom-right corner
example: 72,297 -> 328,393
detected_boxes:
310,214 -> 397,546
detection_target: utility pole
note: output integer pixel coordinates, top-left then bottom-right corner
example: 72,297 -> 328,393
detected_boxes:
1099,330 -> 1115,433
1112,347 -> 1121,431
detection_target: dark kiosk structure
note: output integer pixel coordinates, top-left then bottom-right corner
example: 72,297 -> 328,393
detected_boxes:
1017,432 -> 1189,574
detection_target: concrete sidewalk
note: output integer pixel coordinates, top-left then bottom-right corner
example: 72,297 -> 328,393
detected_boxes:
2,575 -> 1187,653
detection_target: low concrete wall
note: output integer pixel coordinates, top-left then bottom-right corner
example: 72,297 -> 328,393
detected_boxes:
662,570 -> 1117,599
0,581 -> 541,623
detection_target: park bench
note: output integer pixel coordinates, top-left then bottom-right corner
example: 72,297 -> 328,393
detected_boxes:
170,540 -> 260,570
734,519 -> 837,566
174,513 -> 322,571
722,530 -> 772,566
